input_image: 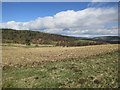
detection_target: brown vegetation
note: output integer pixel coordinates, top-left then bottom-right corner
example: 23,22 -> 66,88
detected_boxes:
2,44 -> 118,68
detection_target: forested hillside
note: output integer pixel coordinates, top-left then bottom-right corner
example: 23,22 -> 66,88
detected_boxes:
1,29 -> 107,46
2,29 -> 77,45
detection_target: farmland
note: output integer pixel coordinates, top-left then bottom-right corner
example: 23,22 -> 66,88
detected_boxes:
2,44 -> 118,68
2,44 -> 119,88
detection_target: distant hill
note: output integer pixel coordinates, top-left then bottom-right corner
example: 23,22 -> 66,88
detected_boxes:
93,36 -> 120,44
1,28 -> 77,44
1,28 -> 111,46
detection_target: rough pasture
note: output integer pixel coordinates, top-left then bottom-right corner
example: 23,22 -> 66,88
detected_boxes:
2,44 -> 118,68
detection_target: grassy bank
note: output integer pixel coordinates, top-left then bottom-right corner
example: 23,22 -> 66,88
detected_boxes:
3,51 -> 119,88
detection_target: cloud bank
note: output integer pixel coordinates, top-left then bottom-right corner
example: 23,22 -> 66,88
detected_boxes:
0,7 -> 118,37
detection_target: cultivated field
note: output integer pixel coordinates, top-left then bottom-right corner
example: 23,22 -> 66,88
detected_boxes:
2,44 -> 118,68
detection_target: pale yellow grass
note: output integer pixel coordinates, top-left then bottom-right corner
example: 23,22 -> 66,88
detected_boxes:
2,44 -> 118,67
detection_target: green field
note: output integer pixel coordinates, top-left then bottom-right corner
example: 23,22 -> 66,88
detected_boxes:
3,51 -> 119,88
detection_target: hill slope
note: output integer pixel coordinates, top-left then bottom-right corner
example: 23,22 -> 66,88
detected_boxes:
1,29 -> 77,44
1,28 -> 110,46
93,36 -> 120,44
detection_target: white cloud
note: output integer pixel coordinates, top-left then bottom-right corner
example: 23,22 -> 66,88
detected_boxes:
60,26 -> 118,37
0,7 -> 118,37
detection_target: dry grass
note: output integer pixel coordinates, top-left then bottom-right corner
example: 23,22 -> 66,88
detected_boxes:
2,44 -> 118,68
3,50 -> 119,88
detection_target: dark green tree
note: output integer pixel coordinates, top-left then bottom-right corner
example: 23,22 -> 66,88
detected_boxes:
25,39 -> 31,46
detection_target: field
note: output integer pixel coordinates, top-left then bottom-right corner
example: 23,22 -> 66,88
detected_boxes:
2,44 -> 119,88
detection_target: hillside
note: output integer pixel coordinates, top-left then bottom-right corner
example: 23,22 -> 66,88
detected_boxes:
1,28 -> 77,45
1,29 -> 107,46
93,36 -> 120,44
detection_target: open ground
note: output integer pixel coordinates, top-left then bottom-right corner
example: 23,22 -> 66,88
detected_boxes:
2,44 -> 119,88
2,44 -> 118,68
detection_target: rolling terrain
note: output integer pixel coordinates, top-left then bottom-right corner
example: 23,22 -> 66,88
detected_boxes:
1,29 -> 107,46
1,29 -> 119,88
93,36 -> 120,44
2,44 -> 118,68
2,45 -> 119,88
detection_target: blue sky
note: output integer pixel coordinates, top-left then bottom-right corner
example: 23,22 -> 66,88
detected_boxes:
1,2 -> 118,37
2,2 -> 117,22
2,2 -> 90,22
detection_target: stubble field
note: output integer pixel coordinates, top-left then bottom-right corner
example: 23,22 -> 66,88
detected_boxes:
2,44 -> 118,68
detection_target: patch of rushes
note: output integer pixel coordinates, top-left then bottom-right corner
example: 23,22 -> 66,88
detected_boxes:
3,51 -> 119,88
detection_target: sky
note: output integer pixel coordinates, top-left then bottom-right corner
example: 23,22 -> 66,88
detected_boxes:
0,2 -> 118,37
